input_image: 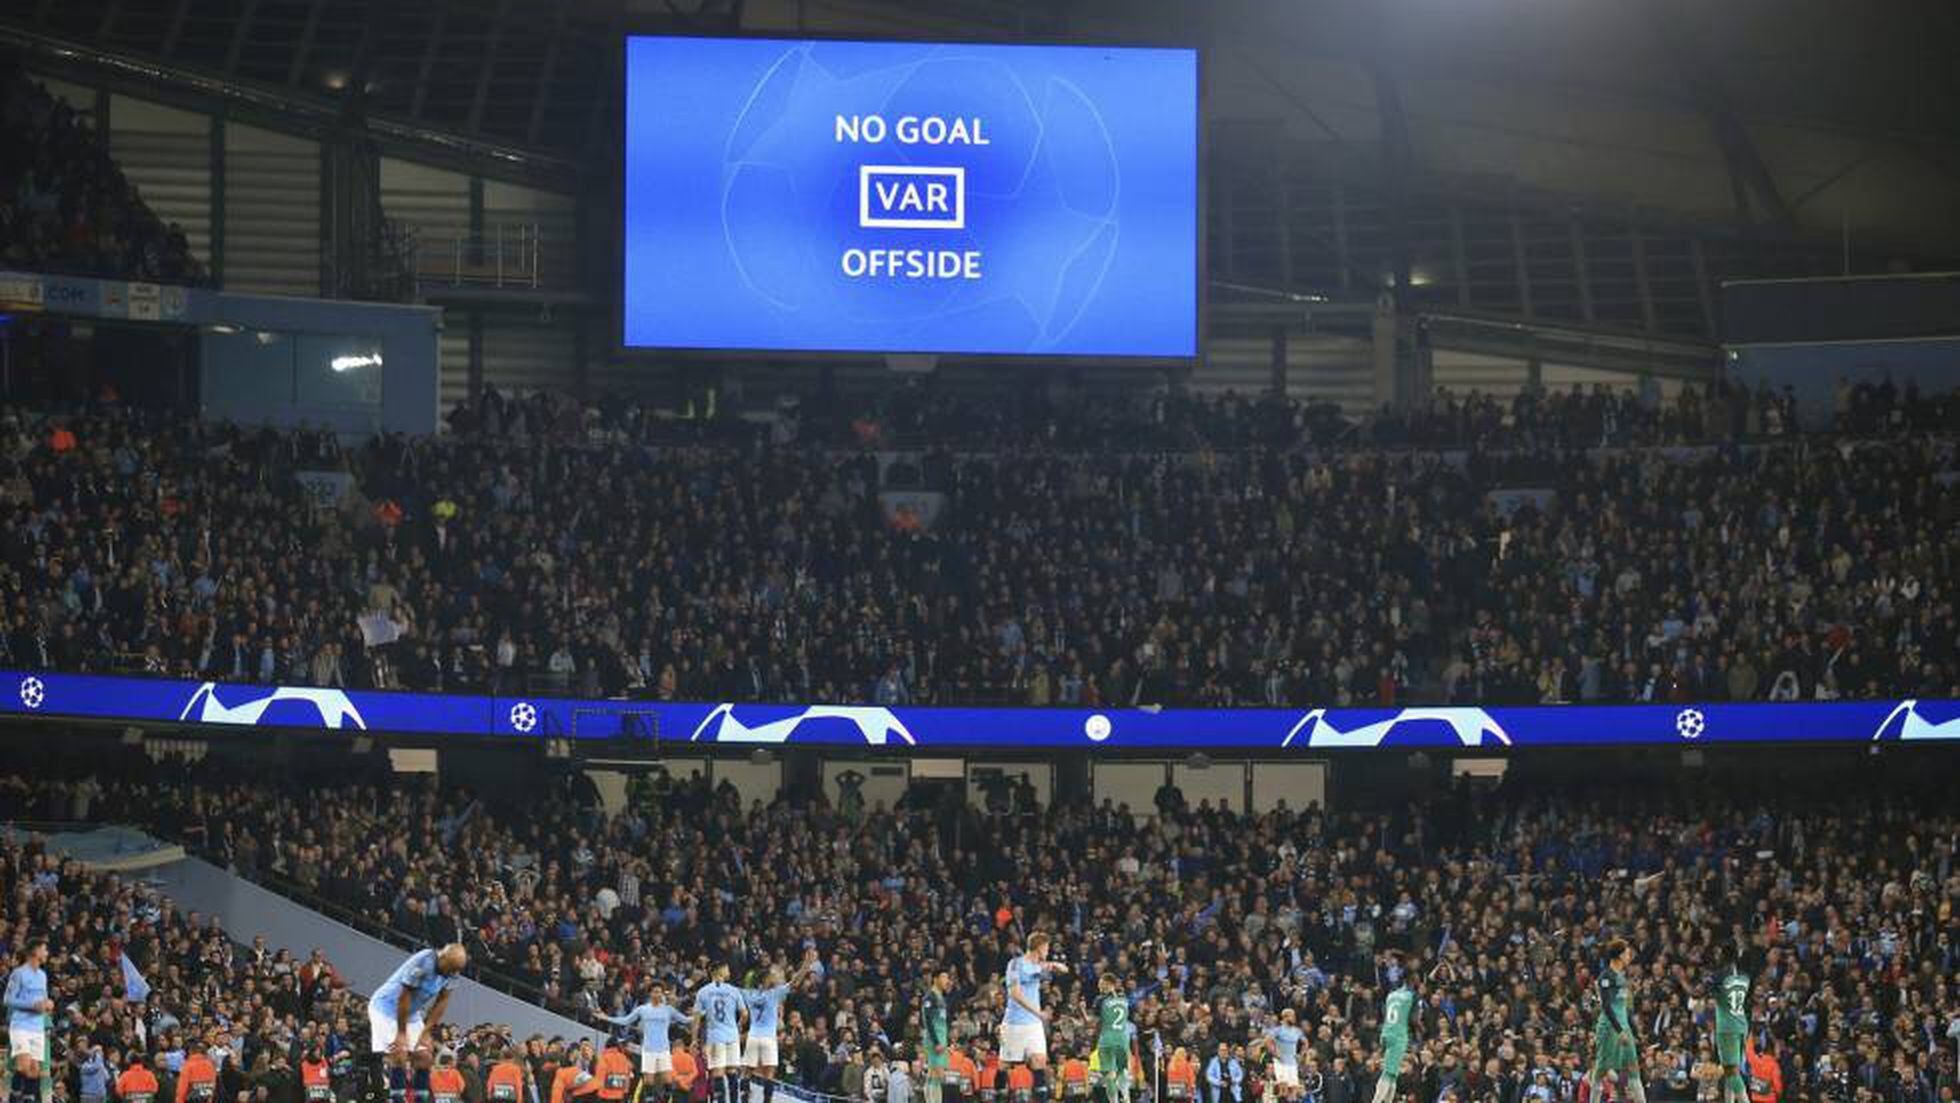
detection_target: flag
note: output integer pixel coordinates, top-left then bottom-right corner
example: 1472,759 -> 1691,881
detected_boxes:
120,951 -> 151,1002
358,611 -> 403,647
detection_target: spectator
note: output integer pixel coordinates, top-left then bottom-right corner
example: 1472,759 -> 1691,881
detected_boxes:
0,60 -> 205,284
1,390 -> 1951,706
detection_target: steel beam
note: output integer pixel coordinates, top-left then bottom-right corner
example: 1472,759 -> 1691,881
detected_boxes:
1448,204 -> 1469,307
526,3 -> 568,148
1628,216 -> 1657,332
1509,210 -> 1534,318
95,0 -> 123,45
223,0 -> 263,78
1568,217 -> 1594,323
286,0 -> 326,87
409,6 -> 448,122
466,0 -> 513,136
159,0 -> 191,59
1644,0 -> 1792,234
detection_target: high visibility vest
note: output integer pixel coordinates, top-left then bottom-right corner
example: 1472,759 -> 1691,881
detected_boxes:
1744,1050 -> 1780,1103
488,1062 -> 527,1103
550,1065 -> 586,1103
177,1057 -> 218,1103
1007,1066 -> 1034,1103
670,1053 -> 698,1091
302,1061 -> 333,1103
948,1054 -> 977,1092
1061,1060 -> 1091,1097
118,1067 -> 160,1103
430,1067 -> 467,1103
1167,1059 -> 1197,1100
595,1051 -> 636,1100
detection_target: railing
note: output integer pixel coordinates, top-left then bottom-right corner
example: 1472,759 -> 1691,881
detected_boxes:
410,223 -> 543,290
237,861 -> 598,1020
6,815 -> 611,1027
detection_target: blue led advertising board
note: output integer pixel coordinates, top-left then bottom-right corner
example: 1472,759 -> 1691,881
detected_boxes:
621,36 -> 1200,357
6,669 -> 1958,750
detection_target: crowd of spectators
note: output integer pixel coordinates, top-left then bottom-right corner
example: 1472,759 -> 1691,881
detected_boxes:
448,379 -> 1816,456
2,380 -> 1953,705
0,816 -> 695,1103
5,747 -> 1956,1103
0,56 -> 205,285
0,826 -> 365,1103
1832,379 -> 1959,438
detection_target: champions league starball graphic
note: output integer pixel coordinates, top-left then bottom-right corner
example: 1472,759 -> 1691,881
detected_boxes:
1870,699 -> 1960,741
1280,708 -> 1514,749
177,683 -> 368,729
688,704 -> 917,746
621,37 -> 1197,356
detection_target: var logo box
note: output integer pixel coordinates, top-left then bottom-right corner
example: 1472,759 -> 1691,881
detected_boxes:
859,165 -> 966,229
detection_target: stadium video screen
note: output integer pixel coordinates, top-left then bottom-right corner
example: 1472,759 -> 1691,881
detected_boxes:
621,36 -> 1199,357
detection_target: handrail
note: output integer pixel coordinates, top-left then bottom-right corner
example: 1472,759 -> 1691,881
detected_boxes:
4,817 -> 615,1032
410,224 -> 544,290
180,841 -> 614,1031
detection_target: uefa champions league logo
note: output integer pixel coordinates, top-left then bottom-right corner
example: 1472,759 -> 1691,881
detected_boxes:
1871,700 -> 1960,741
177,683 -> 367,729
509,702 -> 538,733
689,704 -> 916,745
1675,708 -> 1706,739
1280,707 -> 1513,748
18,676 -> 44,710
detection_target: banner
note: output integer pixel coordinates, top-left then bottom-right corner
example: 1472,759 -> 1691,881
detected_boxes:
878,490 -> 946,531
127,281 -> 162,321
356,611 -> 405,648
294,470 -> 356,508
2,669 -> 1955,749
120,951 -> 152,1002
1485,488 -> 1554,517
0,273 -> 44,308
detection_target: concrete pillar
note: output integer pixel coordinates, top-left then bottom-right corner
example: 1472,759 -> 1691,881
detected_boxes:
1371,291 -> 1399,409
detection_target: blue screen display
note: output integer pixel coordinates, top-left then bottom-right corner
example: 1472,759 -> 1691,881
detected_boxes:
621,36 -> 1199,357
6,668 -> 1959,749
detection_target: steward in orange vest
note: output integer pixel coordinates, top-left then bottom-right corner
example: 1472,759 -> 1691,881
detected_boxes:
486,1055 -> 528,1103
116,1058 -> 160,1103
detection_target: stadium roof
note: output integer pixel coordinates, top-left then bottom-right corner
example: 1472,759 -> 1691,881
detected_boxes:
6,0 -> 1955,257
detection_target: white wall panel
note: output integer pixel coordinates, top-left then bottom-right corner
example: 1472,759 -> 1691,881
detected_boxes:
1173,761 -> 1246,814
1250,761 -> 1327,814
823,761 -> 908,815
713,760 -> 784,810
1092,762 -> 1166,820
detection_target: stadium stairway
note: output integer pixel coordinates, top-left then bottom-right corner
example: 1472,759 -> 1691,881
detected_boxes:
20,824 -> 601,1042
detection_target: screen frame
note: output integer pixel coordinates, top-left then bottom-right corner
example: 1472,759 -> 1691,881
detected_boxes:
611,30 -> 1206,365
